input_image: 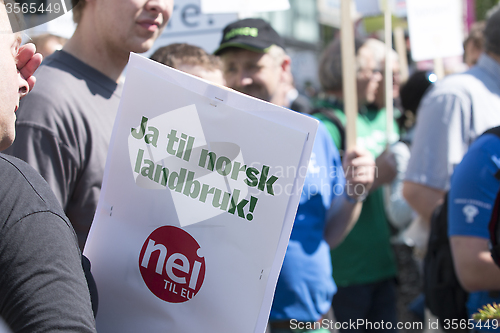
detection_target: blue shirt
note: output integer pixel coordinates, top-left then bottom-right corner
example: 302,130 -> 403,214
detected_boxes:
270,123 -> 344,321
448,133 -> 500,330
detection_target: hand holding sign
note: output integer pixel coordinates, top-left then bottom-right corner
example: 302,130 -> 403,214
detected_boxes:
343,147 -> 375,201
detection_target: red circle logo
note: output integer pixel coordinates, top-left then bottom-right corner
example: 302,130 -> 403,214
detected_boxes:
138,226 -> 205,303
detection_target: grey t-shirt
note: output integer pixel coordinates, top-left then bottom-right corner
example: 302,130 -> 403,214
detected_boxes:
4,50 -> 122,249
0,154 -> 96,333
405,54 -> 500,191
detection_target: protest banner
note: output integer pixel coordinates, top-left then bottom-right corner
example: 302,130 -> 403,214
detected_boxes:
83,53 -> 318,333
406,0 -> 464,63
317,0 -> 359,29
200,0 -> 290,14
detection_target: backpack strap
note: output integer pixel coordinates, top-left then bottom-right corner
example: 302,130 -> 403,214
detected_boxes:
483,127 -> 500,266
311,107 -> 346,154
489,188 -> 500,267
483,126 -> 500,265
424,192 -> 469,323
483,125 -> 500,140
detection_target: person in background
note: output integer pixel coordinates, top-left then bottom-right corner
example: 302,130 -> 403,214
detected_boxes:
364,38 -> 402,113
362,38 -> 409,228
30,33 -> 67,59
215,18 -> 376,332
0,1 -> 96,331
150,42 -> 225,85
448,126 -> 500,331
315,37 -> 400,331
402,6 -> 500,241
4,0 -> 174,250
362,37 -> 423,326
397,70 -> 436,141
403,8 -> 500,330
463,21 -> 486,68
387,70 -> 438,323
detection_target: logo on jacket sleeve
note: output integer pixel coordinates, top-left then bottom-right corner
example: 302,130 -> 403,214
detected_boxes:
463,204 -> 479,223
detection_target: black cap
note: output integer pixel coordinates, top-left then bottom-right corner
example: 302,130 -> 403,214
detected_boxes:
214,18 -> 285,55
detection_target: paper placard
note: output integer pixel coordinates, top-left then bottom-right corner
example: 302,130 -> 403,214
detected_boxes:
84,53 -> 318,333
406,0 -> 463,61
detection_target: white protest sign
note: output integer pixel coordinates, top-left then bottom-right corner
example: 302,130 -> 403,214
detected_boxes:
317,0 -> 359,28
406,0 -> 464,61
200,0 -> 290,14
84,53 -> 318,333
355,0 -> 387,17
354,0 -> 406,18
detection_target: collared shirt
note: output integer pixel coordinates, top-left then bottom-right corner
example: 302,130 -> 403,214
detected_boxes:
405,54 -> 500,191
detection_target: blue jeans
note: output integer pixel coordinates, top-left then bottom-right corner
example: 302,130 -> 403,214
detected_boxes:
331,278 -> 398,333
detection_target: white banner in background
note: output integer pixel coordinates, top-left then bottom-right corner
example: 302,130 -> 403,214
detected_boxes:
407,0 -> 464,61
200,0 -> 290,14
354,0 -> 407,17
141,0 -> 238,57
84,54 -> 318,333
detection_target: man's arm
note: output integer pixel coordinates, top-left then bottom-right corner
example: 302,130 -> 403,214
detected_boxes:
450,236 -> 500,292
324,195 -> 362,248
0,212 -> 96,332
402,181 -> 445,224
324,148 -> 375,248
403,87 -> 469,223
370,148 -> 397,192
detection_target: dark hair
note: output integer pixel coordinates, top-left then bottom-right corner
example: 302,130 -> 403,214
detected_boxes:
398,70 -> 435,130
318,37 -> 366,92
464,21 -> 486,50
484,6 -> 500,56
150,43 -> 222,71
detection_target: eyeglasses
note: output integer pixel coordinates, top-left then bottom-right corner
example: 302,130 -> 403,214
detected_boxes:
357,67 -> 382,80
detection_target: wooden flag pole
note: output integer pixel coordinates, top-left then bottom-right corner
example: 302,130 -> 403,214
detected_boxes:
384,0 -> 393,147
433,57 -> 445,79
341,0 -> 358,150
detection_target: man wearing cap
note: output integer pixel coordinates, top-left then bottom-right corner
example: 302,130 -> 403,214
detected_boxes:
215,18 -> 376,332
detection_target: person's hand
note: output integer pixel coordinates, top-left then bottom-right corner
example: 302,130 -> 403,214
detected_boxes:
16,43 -> 42,95
343,147 -> 375,201
373,149 -> 397,188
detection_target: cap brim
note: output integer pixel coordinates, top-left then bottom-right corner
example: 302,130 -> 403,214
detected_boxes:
214,42 -> 273,55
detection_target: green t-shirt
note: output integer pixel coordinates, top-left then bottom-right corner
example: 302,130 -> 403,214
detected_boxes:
314,103 -> 399,286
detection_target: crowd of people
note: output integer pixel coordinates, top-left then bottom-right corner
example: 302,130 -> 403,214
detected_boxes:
2,0 -> 500,332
